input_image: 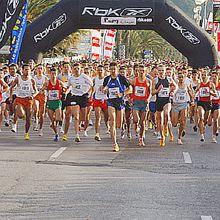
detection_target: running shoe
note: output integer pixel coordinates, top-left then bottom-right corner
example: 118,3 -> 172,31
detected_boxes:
216,131 -> 219,137
157,132 -> 162,140
149,122 -> 153,130
38,129 -> 43,137
62,134 -> 68,141
95,134 -> 101,141
164,127 -> 168,137
160,136 -> 166,147
169,133 -> 174,142
59,126 -> 64,134
182,130 -> 186,137
84,131 -> 88,137
193,126 -> 198,132
25,133 -> 30,140
11,124 -> 17,133
89,120 -> 93,126
106,130 -> 110,135
127,133 -> 132,140
113,143 -> 120,152
54,134 -> 59,142
138,138 -> 145,147
4,121 -> 9,127
75,135 -> 81,143
177,139 -> 183,145
121,130 -> 125,139
212,136 -> 217,143
200,134 -> 205,142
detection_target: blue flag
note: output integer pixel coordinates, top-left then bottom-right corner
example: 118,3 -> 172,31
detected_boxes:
10,1 -> 28,64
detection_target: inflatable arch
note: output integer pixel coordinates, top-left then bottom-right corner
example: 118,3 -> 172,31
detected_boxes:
20,0 -> 218,68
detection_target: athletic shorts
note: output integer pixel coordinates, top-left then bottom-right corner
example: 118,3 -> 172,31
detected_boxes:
107,99 -> 125,111
149,101 -> 156,113
211,103 -> 220,113
155,101 -> 170,112
14,97 -> 33,109
34,93 -> 46,110
172,102 -> 188,113
46,100 -> 62,111
65,93 -> 88,109
197,101 -> 212,112
93,99 -> 108,111
125,100 -> 132,111
133,100 -> 148,112
5,94 -> 16,105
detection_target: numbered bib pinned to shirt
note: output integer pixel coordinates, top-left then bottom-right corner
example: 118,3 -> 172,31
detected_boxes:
158,88 -> 170,98
199,87 -> 210,97
135,86 -> 146,97
109,87 -> 120,99
48,90 -> 59,100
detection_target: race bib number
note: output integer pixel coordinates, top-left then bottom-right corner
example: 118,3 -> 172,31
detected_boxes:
135,86 -> 146,97
48,90 -> 59,100
200,87 -> 210,97
74,83 -> 81,90
158,88 -> 170,98
21,85 -> 30,91
175,91 -> 187,103
109,87 -> 120,99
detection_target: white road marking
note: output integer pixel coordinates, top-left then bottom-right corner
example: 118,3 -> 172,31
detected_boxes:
48,147 -> 67,161
201,216 -> 213,220
183,152 -> 192,164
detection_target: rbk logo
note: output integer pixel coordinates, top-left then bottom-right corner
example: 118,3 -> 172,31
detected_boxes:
120,8 -> 152,17
82,7 -> 153,17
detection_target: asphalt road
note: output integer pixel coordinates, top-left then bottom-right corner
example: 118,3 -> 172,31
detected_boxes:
0,117 -> 219,220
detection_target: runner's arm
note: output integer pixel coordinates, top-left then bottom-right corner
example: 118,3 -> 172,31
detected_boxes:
9,77 -> 18,100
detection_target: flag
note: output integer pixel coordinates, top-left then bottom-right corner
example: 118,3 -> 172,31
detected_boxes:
10,0 -> 28,64
0,0 -> 26,49
103,29 -> 116,59
91,29 -> 102,60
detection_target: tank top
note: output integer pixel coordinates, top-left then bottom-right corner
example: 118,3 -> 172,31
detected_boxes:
155,77 -> 170,102
173,85 -> 189,104
47,80 -> 62,101
34,75 -> 47,91
107,76 -> 125,99
133,77 -> 150,101
212,83 -> 220,104
198,81 -> 211,102
17,75 -> 33,98
93,77 -> 107,100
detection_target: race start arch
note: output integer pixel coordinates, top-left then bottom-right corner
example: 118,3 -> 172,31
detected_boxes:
20,0 -> 218,68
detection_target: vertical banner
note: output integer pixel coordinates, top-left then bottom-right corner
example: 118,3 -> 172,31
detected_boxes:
217,32 -> 220,52
103,29 -> 116,59
10,1 -> 28,64
91,29 -> 102,60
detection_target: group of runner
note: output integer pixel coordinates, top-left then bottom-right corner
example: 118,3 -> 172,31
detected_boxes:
0,60 -> 219,152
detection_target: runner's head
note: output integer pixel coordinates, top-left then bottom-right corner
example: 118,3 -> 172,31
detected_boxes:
9,63 -> 18,76
158,65 -> 166,78
35,64 -> 45,76
211,70 -> 219,83
22,64 -> 31,77
119,66 -> 126,76
109,62 -> 118,78
84,67 -> 91,76
192,69 -> 198,80
62,62 -> 71,74
201,69 -> 209,82
177,72 -> 185,83
139,64 -> 145,77
72,63 -> 81,76
165,67 -> 172,77
133,64 -> 139,77
97,65 -> 104,77
150,66 -> 158,78
50,67 -> 58,79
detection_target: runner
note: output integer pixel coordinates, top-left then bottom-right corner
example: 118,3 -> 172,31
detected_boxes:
0,68 -> 9,131
152,65 -> 176,147
10,64 -> 38,140
93,65 -> 109,141
62,63 -> 93,142
42,67 -> 64,141
33,64 -> 47,136
208,71 -> 220,143
131,64 -> 151,147
196,69 -> 217,142
171,72 -> 194,145
102,62 -> 132,152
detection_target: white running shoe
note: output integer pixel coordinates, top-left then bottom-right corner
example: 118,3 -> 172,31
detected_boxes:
157,133 -> 162,140
200,134 -> 205,142
11,124 -> 17,133
59,126 -> 64,134
212,136 -> 217,143
177,139 -> 183,145
38,129 -> 43,137
84,131 -> 88,137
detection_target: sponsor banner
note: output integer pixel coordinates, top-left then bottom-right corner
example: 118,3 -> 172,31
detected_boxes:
0,0 -> 26,48
103,29 -> 116,59
10,0 -> 28,64
165,16 -> 201,45
217,32 -> 220,52
91,29 -> 102,60
101,17 -> 136,25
